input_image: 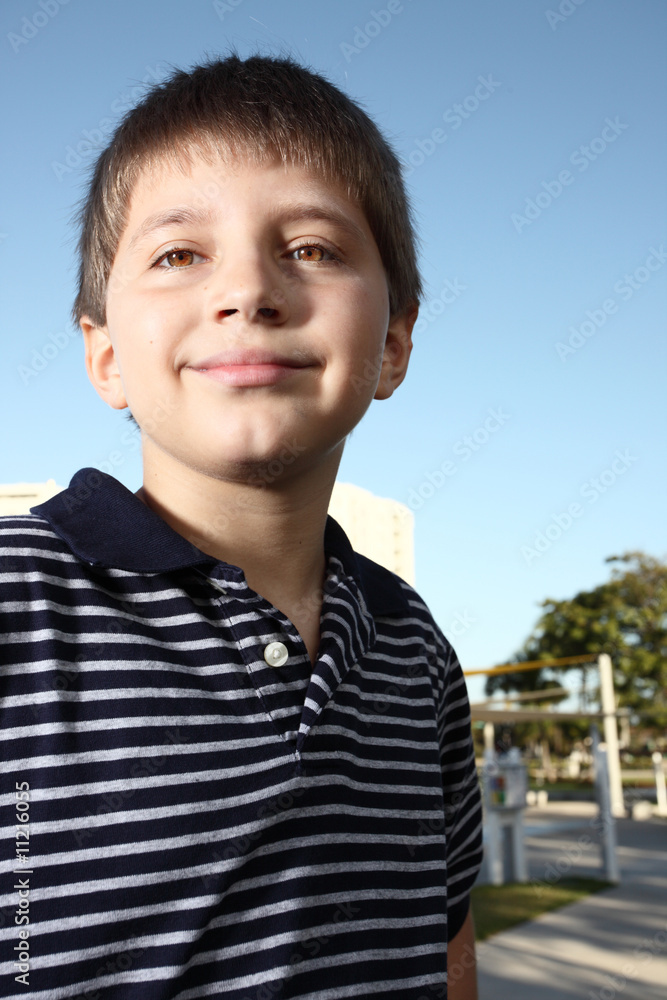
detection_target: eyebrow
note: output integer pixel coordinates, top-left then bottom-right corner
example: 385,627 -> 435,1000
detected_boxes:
274,205 -> 368,245
126,206 -> 217,254
125,202 -> 368,255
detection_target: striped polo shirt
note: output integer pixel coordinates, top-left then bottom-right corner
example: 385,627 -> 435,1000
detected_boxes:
0,468 -> 483,1000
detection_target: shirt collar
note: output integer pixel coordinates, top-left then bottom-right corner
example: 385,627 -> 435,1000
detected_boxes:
31,468 -> 410,617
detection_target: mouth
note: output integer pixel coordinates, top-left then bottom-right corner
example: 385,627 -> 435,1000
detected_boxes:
185,350 -> 314,387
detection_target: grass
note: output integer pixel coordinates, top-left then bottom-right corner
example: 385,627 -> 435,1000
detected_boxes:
529,778 -> 656,791
471,877 -> 613,941
528,780 -> 593,791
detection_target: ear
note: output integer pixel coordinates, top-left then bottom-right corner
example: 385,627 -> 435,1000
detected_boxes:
80,317 -> 128,410
374,301 -> 418,401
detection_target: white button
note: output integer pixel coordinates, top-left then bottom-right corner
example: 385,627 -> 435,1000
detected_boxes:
264,641 -> 288,667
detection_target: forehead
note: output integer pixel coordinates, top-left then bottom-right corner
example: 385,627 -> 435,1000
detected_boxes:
117,149 -> 374,254
126,147 -> 361,221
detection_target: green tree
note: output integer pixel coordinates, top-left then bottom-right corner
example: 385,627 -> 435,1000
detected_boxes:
486,552 -> 667,729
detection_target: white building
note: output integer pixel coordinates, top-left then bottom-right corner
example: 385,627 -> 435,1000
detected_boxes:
0,480 -> 64,516
329,482 -> 415,585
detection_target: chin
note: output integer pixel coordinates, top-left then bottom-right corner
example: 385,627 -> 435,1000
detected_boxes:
179,448 -> 303,490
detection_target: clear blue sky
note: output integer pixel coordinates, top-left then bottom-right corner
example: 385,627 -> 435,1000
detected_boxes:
1,0 -> 665,702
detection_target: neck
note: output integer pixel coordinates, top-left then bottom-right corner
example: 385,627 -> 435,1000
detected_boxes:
137,442 -> 344,663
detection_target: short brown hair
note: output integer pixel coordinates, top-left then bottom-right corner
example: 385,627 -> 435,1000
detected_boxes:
72,54 -> 422,328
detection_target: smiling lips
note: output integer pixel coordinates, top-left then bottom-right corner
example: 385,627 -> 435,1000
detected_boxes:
187,350 -> 313,387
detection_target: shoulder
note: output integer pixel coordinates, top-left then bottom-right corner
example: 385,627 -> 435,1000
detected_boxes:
356,553 -> 475,773
0,515 -> 83,636
0,512 -> 78,571
1,512 -> 61,547
354,551 -> 459,667
355,550 -> 444,625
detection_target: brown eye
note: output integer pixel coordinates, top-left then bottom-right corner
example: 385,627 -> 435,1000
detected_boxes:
165,250 -> 194,267
294,246 -> 325,262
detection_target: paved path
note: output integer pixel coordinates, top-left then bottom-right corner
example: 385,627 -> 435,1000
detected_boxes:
476,803 -> 667,999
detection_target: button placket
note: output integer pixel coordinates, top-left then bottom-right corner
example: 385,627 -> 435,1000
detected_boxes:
199,565 -> 310,744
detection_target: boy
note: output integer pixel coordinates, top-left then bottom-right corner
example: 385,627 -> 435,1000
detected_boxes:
0,55 -> 482,999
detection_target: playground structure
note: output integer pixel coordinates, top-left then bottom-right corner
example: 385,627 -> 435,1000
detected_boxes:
465,653 -> 625,811
465,653 -> 627,885
652,752 -> 667,816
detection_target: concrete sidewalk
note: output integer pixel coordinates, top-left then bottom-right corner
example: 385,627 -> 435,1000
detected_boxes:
476,803 -> 667,999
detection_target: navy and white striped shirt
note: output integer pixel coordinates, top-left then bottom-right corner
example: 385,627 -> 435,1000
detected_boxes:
0,468 -> 482,999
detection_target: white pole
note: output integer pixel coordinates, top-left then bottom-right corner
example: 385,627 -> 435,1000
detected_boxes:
486,811 -> 503,886
511,809 -> 528,883
598,654 -> 625,817
653,752 -> 667,817
593,734 -> 620,883
482,748 -> 504,885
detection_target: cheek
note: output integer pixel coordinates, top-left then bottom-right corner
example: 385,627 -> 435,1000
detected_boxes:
332,277 -> 389,340
353,276 -> 390,335
346,302 -> 390,371
109,292 -> 178,356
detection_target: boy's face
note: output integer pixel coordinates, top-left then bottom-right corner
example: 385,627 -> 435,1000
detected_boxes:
82,152 -> 415,489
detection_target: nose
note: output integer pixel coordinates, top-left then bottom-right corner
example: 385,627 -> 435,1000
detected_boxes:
207,250 -> 290,326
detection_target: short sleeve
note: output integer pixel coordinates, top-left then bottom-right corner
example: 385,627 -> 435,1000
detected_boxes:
430,626 -> 483,940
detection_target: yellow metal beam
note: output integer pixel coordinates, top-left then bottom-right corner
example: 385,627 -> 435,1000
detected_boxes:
464,653 -> 596,677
